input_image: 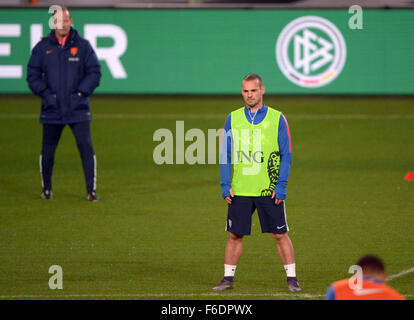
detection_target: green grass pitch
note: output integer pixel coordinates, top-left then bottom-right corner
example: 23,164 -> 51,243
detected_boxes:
0,95 -> 413,300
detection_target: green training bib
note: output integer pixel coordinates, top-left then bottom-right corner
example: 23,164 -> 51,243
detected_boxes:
231,106 -> 281,197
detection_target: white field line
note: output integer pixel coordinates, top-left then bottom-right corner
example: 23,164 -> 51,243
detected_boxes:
0,266 -> 413,299
0,292 -> 325,299
387,267 -> 414,281
0,292 -> 413,300
0,113 -> 414,120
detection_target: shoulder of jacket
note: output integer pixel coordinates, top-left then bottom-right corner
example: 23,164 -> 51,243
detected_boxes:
76,34 -> 88,43
37,36 -> 51,46
74,37 -> 93,53
332,279 -> 350,288
73,32 -> 90,45
31,37 -> 49,52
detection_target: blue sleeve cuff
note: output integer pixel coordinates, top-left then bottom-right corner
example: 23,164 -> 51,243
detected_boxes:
324,285 -> 336,300
274,192 -> 286,200
221,183 -> 231,199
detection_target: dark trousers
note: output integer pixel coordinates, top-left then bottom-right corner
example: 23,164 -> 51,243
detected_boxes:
40,121 -> 96,193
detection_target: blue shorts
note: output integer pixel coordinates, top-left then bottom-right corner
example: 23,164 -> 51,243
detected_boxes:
226,196 -> 289,235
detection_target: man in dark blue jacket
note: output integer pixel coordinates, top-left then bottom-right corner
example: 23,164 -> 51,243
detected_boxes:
27,7 -> 101,201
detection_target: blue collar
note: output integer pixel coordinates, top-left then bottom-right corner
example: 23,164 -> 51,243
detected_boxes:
363,276 -> 384,284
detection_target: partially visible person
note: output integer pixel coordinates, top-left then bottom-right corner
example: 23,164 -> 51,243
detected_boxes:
325,255 -> 405,300
27,6 -> 101,201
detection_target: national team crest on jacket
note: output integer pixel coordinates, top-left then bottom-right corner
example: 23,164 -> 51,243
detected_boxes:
70,47 -> 78,56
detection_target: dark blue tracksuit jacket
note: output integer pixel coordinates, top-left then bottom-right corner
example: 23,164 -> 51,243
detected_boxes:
27,28 -> 101,124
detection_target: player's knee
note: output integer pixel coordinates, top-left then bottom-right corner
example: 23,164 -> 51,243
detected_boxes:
229,232 -> 243,241
272,232 -> 288,241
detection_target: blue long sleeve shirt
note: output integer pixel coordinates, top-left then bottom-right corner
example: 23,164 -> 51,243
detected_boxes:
220,105 -> 292,199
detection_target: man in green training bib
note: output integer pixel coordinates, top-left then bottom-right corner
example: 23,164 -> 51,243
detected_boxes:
213,74 -> 301,293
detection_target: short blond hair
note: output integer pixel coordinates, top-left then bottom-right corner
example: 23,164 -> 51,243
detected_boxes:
242,73 -> 262,86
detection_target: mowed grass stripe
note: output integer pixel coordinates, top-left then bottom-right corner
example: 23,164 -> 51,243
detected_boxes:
1,113 -> 414,120
0,292 -> 325,299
